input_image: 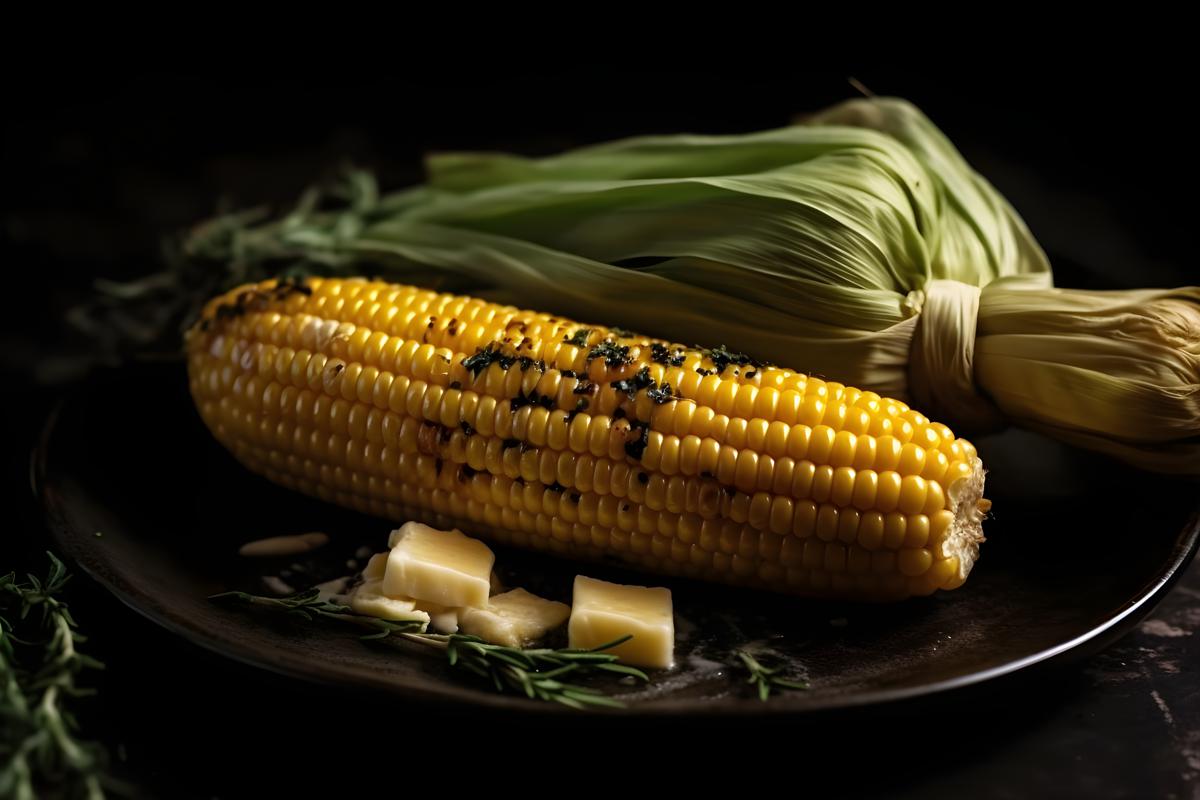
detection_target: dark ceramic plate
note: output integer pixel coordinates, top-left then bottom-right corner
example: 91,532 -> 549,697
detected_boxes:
36,365 -> 1200,714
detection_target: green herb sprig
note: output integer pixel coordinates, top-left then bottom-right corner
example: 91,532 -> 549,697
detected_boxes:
209,588 -> 426,639
736,649 -> 810,701
1,553 -> 113,799
212,589 -> 648,709
66,168 -> 390,368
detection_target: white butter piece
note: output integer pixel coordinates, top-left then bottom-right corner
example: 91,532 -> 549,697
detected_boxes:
406,599 -> 460,633
568,576 -> 674,669
362,552 -> 388,581
460,589 -> 570,647
349,580 -> 430,629
430,612 -> 458,634
424,606 -> 461,634
382,522 -> 494,609
388,524 -> 464,549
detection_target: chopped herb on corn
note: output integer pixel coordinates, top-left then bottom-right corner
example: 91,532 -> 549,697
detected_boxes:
187,277 -> 988,600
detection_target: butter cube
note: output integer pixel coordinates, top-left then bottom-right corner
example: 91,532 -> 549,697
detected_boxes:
568,576 -> 674,669
349,580 -> 431,628
388,524 -> 464,548
383,522 -> 494,609
460,589 -> 570,647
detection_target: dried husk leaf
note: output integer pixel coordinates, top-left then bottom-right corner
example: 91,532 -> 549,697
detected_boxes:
159,97 -> 1200,476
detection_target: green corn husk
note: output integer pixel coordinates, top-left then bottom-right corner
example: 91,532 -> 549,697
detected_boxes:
103,97 -> 1200,476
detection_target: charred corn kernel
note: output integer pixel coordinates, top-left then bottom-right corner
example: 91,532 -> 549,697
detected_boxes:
189,278 -> 988,601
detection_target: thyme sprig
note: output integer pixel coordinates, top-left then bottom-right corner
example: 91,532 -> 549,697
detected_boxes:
212,589 -> 648,709
736,649 -> 810,701
1,553 -> 113,799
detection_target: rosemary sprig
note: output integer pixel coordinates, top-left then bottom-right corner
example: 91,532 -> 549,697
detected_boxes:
735,649 -> 810,701
411,634 -> 647,710
1,553 -> 113,799
65,168 -> 390,368
208,588 -> 426,639
212,589 -> 648,709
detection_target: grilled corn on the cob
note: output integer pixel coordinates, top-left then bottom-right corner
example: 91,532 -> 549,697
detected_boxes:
187,277 -> 988,600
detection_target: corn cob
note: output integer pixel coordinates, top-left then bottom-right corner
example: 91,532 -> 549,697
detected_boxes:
187,277 -> 988,600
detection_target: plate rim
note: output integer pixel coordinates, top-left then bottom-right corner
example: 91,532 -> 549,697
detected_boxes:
33,374 -> 1200,716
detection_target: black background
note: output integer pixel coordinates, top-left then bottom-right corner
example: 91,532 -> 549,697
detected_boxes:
5,66 -> 1198,797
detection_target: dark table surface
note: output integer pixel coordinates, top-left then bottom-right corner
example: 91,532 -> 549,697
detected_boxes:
5,68 -> 1198,798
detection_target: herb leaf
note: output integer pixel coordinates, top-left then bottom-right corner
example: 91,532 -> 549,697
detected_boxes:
212,589 -> 647,709
1,553 -> 124,797
736,649 -> 810,701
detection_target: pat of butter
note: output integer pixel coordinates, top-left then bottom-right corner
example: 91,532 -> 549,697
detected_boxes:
382,522 -> 494,609
387,523 -> 464,548
412,600 -> 460,634
362,552 -> 388,581
460,589 -> 570,647
349,580 -> 430,629
568,576 -> 674,669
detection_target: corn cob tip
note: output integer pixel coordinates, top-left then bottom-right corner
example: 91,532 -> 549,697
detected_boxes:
938,457 -> 987,590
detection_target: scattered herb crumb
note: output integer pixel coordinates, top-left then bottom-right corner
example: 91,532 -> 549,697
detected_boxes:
646,382 -> 675,404
587,340 -> 632,368
564,328 -> 592,347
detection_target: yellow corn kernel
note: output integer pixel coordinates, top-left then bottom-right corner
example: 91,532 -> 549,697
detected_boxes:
188,277 -> 988,601
898,548 -> 933,577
